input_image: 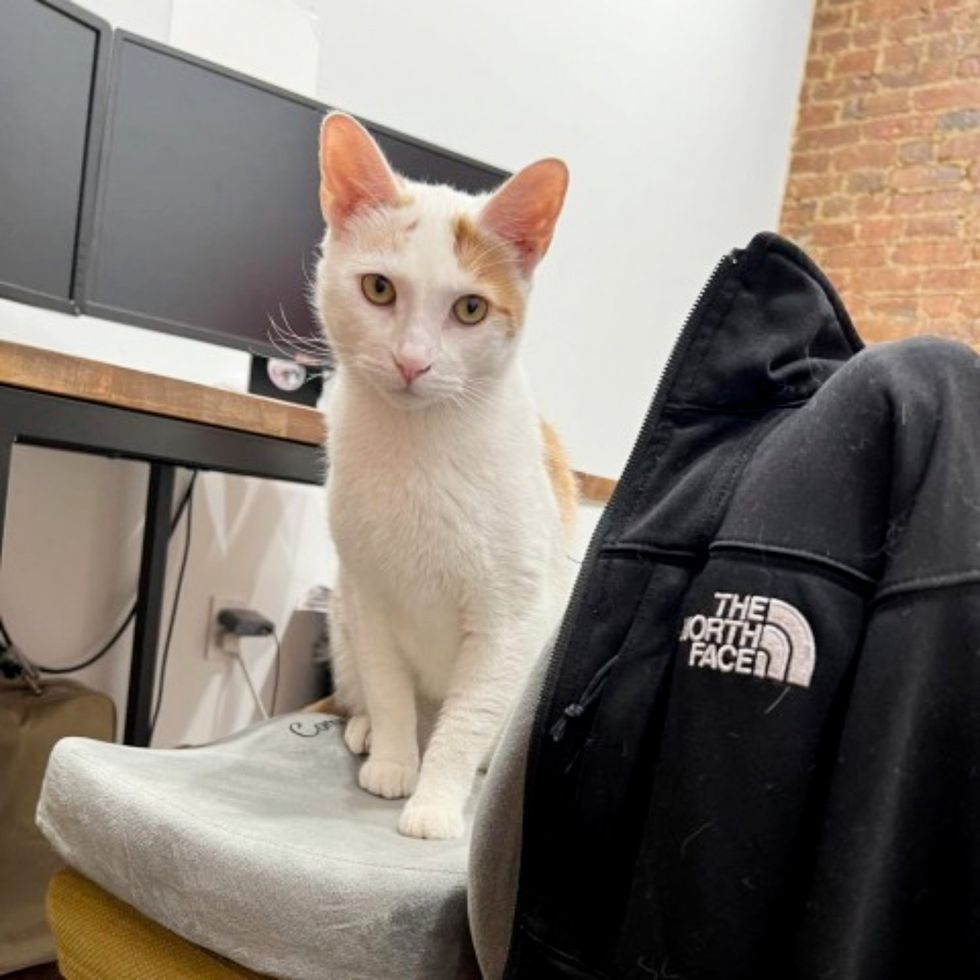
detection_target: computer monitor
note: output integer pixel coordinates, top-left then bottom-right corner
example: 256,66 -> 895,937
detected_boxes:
0,0 -> 110,312
82,33 -> 509,358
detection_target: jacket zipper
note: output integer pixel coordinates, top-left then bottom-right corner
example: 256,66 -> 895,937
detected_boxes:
532,249 -> 741,747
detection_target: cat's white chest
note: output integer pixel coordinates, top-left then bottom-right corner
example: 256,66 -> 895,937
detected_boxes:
328,422 -> 493,695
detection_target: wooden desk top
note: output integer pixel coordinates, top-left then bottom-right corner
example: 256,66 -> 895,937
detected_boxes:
0,339 -> 325,445
0,340 -> 616,503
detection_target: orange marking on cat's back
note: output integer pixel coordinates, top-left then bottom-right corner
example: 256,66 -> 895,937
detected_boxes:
540,419 -> 578,540
453,216 -> 525,335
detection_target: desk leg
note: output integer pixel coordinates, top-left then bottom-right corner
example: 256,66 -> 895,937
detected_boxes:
124,463 -> 175,747
0,434 -> 10,563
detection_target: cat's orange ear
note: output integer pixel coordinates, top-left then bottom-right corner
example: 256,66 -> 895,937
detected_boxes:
479,158 -> 569,273
319,112 -> 400,228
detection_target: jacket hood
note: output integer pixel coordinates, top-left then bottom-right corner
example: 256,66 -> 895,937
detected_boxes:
603,232 -> 864,554
665,232 -> 863,413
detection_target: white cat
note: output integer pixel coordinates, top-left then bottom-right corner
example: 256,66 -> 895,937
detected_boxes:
314,112 -> 576,839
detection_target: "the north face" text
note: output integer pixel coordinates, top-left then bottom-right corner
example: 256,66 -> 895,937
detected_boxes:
679,592 -> 816,688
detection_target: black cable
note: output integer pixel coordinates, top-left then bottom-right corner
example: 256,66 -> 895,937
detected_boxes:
149,473 -> 197,738
5,472 -> 198,675
270,632 -> 281,716
31,603 -> 138,676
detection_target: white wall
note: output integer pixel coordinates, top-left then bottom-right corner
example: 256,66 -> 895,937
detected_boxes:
314,0 -> 813,482
0,0 -> 812,745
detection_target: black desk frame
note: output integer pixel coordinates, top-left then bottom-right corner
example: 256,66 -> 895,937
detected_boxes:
0,383 -> 323,746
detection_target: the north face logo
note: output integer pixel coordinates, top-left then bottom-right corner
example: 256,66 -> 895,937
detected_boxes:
679,592 -> 816,688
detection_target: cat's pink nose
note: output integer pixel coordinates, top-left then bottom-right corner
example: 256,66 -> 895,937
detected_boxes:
393,355 -> 432,385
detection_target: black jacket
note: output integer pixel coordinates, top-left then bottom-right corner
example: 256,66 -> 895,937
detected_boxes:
503,232 -> 980,980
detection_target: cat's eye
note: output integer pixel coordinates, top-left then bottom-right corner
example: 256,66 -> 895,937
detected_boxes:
361,274 -> 396,306
452,294 -> 488,325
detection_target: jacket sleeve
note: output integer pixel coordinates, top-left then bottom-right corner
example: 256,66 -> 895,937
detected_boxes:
795,338 -> 980,978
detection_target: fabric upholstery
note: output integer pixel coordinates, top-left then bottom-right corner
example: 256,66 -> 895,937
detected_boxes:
47,868 -> 266,979
37,713 -> 479,980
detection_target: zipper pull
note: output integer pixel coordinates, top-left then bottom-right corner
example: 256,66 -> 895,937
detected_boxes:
549,702 -> 585,742
548,653 -> 620,742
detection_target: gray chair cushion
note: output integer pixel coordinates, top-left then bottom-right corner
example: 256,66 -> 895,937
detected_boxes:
36,714 -> 479,979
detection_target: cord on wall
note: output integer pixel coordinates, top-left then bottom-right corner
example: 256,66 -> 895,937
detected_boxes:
232,649 -> 270,721
2,471 -> 199,678
215,607 -> 281,721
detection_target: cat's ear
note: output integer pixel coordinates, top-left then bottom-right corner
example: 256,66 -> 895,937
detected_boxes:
319,112 -> 400,228
479,159 -> 569,273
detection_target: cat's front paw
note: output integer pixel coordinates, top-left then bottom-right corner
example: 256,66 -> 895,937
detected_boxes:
398,799 -> 465,840
358,758 -> 418,799
344,714 -> 372,755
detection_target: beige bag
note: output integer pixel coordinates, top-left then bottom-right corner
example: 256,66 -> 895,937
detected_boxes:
0,679 -> 115,973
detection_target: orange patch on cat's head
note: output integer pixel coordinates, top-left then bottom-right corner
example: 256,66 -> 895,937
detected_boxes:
453,216 -> 526,337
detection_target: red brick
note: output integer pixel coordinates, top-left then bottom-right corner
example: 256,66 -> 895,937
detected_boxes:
927,35 -> 968,61
806,57 -> 833,81
959,56 -> 980,77
913,80 -> 980,110
860,267 -> 923,290
855,194 -> 889,216
889,164 -> 965,189
819,31 -> 852,54
863,116 -> 936,140
799,104 -> 840,128
791,151 -> 834,173
884,17 -> 928,42
847,170 -> 887,193
821,195 -> 856,218
814,6 -> 852,29
796,123 -> 863,151
889,188 -> 971,213
787,174 -> 842,200
858,0 -> 929,21
781,0 -> 979,346
812,76 -> 877,100
857,217 -> 907,242
939,132 -> 980,159
922,267 -> 979,290
781,202 -> 819,226
836,49 -> 878,75
937,108 -> 980,131
852,25 -> 882,47
848,91 -> 911,118
906,215 -> 961,237
893,240 -> 972,265
833,142 -> 896,169
921,295 -> 959,317
897,140 -> 934,164
868,297 -> 919,325
881,43 -> 921,69
810,224 -> 858,246
822,244 -> 888,267
921,11 -> 956,34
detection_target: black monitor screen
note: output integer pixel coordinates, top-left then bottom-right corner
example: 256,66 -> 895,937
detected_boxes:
0,0 -> 108,310
84,34 -> 508,357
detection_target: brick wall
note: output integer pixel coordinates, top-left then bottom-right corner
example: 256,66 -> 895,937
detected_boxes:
780,0 -> 980,345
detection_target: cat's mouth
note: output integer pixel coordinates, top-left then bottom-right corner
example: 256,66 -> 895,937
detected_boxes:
375,377 -> 439,409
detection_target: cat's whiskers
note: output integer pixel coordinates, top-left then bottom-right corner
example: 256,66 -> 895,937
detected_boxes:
266,307 -> 334,366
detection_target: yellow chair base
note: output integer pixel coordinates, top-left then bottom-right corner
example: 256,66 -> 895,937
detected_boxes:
46,869 -> 267,979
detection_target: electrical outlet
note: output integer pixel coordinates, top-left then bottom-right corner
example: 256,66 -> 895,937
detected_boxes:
204,595 -> 247,661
